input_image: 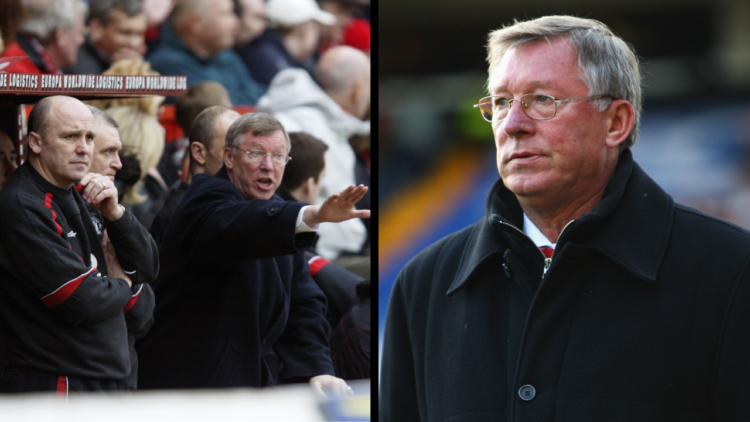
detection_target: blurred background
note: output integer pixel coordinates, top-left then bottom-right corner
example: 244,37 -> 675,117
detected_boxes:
378,0 -> 750,373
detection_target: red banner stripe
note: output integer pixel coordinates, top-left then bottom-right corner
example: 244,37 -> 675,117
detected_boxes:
308,256 -> 330,277
41,267 -> 96,308
123,285 -> 142,314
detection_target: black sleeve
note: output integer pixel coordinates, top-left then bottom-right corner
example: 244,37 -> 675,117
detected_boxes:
275,252 -> 335,383
123,283 -> 155,339
183,187 -> 314,265
306,251 -> 363,328
105,209 -> 160,285
1,212 -> 132,325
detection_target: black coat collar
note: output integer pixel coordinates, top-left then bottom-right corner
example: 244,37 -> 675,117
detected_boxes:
447,149 -> 674,295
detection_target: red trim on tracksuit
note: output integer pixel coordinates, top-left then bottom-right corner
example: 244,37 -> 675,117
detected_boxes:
44,193 -> 63,237
56,375 -> 68,399
123,284 -> 142,314
41,267 -> 96,308
308,256 -> 330,277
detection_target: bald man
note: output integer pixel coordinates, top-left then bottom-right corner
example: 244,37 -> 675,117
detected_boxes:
149,106 -> 240,245
146,0 -> 265,105
257,46 -> 370,263
0,96 -> 158,393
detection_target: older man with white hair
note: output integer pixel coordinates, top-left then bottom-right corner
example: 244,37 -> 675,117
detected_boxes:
381,15 -> 750,422
0,0 -> 88,74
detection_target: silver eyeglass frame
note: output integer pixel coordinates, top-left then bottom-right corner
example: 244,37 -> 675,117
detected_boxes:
473,94 -> 611,122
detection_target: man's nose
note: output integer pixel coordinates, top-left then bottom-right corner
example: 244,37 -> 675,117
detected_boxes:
112,154 -> 122,170
259,154 -> 274,169
501,99 -> 533,138
76,138 -> 91,154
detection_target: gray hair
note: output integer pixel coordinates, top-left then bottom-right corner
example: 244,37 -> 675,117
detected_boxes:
85,104 -> 119,129
21,0 -> 88,44
225,112 -> 291,154
487,16 -> 642,149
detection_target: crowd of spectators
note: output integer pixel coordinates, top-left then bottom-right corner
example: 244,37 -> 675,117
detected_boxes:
0,0 -> 370,395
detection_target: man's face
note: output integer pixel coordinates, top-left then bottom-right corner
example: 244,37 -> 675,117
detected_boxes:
93,9 -> 148,57
201,0 -> 239,54
205,111 -> 240,175
30,98 -> 94,189
489,37 -> 611,202
225,129 -> 287,200
0,131 -> 18,190
89,118 -> 122,182
56,12 -> 88,68
236,0 -> 266,45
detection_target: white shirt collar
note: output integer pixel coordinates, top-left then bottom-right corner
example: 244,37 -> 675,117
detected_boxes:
523,213 -> 556,249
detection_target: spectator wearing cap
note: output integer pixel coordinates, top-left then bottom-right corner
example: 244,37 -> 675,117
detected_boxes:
146,0 -> 265,105
257,46 -> 370,263
236,0 -> 335,87
0,0 -> 88,74
65,0 -> 148,75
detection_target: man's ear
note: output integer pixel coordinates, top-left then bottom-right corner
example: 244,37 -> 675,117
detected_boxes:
190,142 -> 207,165
604,99 -> 635,150
28,132 -> 43,155
223,147 -> 234,170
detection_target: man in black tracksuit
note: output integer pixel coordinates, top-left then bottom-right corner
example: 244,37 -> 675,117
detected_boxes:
84,104 -> 157,390
0,96 -> 158,394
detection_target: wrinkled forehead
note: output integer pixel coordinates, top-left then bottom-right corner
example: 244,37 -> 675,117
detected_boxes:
92,120 -> 122,148
487,37 -> 579,93
240,129 -> 287,152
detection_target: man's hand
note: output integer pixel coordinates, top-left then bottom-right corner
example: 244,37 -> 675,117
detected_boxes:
110,47 -> 145,63
101,230 -> 132,287
80,173 -> 124,222
309,374 -> 353,398
302,185 -> 370,227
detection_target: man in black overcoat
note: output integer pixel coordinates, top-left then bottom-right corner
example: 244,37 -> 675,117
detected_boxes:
380,15 -> 750,421
137,112 -> 368,395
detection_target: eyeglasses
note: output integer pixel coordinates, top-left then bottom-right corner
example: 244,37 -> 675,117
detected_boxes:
235,147 -> 291,166
474,94 -> 611,123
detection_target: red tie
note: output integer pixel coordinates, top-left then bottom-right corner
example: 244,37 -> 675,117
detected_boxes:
539,246 -> 554,258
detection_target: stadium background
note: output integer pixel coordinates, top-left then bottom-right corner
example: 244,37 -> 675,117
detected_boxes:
378,0 -> 750,375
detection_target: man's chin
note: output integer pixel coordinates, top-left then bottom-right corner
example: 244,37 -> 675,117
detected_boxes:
502,174 -> 553,198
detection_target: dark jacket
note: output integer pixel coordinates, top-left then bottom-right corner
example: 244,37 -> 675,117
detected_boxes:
84,203 -> 157,390
235,30 -> 314,88
64,37 -> 110,75
329,280 -> 370,380
136,167 -> 334,389
148,180 -> 189,247
0,163 -> 155,381
147,23 -> 265,105
380,149 -> 750,422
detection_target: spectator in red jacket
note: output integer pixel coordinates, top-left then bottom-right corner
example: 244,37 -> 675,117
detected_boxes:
0,0 -> 88,74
